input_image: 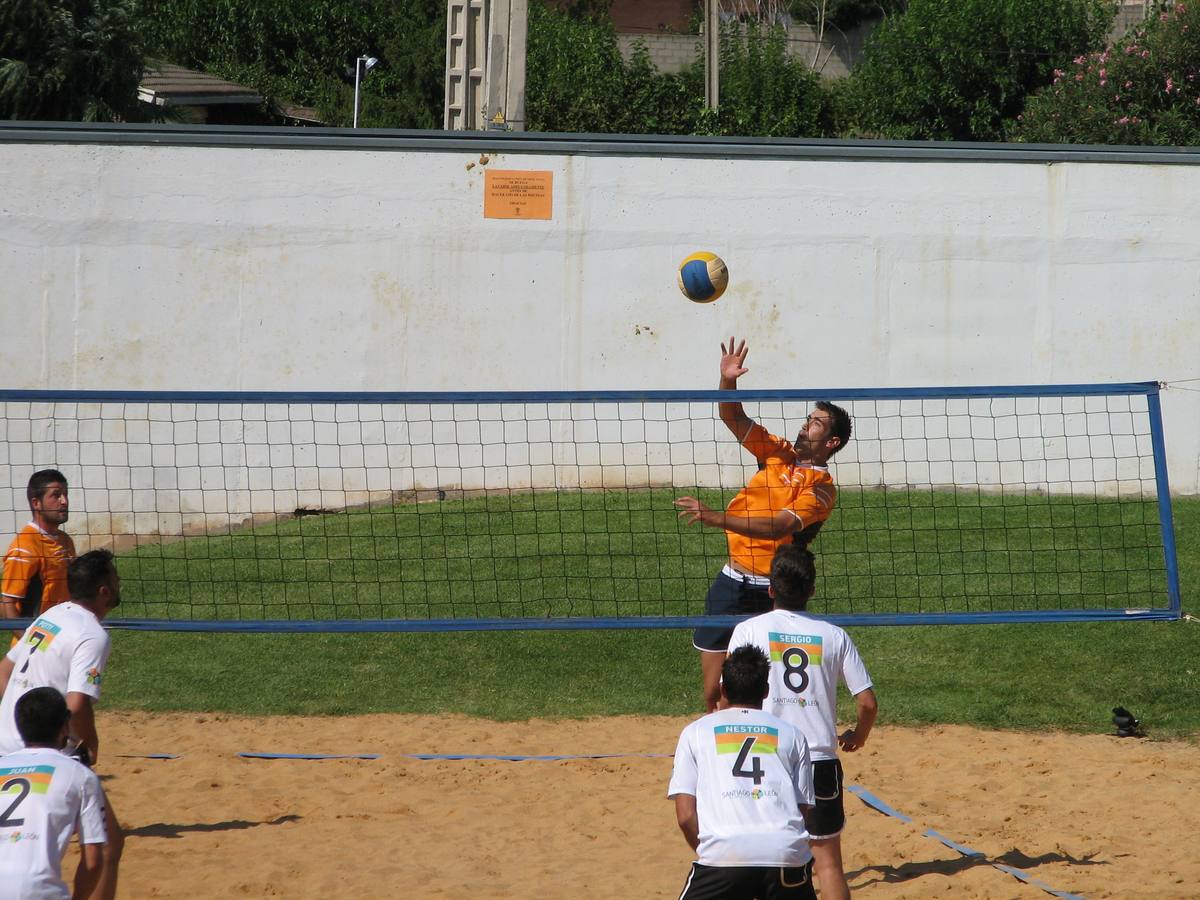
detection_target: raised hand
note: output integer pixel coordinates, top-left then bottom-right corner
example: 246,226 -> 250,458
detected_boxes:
719,337 -> 749,384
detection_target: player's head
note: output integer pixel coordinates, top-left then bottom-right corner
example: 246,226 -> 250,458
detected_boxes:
15,687 -> 71,748
27,468 -> 69,527
68,549 -> 121,618
769,545 -> 817,611
795,401 -> 851,464
720,645 -> 771,707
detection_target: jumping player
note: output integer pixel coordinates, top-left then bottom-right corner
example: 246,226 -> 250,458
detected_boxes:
675,337 -> 851,711
0,687 -> 121,900
2,470 -> 76,635
668,645 -> 818,900
727,545 -> 877,900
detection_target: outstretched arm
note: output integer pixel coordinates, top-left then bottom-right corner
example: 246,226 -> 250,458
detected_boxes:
718,337 -> 755,440
674,498 -> 797,540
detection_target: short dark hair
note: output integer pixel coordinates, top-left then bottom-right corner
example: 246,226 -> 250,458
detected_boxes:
15,687 -> 70,746
817,401 -> 851,457
68,549 -> 117,605
770,545 -> 817,610
27,469 -> 67,504
722,645 -> 771,706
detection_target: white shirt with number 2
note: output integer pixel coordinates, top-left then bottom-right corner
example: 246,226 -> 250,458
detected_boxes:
0,746 -> 108,900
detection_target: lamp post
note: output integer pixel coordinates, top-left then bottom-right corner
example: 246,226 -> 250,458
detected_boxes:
353,55 -> 378,128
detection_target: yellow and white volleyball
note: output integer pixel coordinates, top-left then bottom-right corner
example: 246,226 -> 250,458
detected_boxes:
677,251 -> 729,304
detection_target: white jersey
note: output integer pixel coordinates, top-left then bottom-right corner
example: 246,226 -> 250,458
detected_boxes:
729,609 -> 872,761
667,706 -> 814,868
0,603 -> 111,756
0,746 -> 108,900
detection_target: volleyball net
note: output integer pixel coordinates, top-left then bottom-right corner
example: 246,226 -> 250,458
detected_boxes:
0,383 -> 1181,631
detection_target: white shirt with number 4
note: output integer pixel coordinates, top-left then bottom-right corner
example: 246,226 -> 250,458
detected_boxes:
668,706 -> 814,867
0,602 -> 111,756
729,609 -> 872,761
0,746 -> 109,900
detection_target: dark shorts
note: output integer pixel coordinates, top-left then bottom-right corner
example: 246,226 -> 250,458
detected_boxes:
804,759 -> 846,840
678,861 -> 816,900
692,570 -> 772,652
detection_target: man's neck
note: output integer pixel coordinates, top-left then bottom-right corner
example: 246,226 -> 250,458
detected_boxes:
31,515 -> 61,537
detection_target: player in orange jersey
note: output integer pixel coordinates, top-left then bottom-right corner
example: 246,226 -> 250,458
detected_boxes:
2,470 -> 77,635
675,338 -> 851,712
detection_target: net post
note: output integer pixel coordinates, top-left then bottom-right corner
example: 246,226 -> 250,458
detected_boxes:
1145,384 -> 1183,616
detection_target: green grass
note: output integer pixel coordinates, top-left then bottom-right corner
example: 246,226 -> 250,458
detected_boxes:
114,486 -> 1171,621
99,494 -> 1197,739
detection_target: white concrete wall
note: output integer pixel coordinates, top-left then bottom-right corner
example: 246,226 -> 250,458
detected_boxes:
0,139 -> 1196,542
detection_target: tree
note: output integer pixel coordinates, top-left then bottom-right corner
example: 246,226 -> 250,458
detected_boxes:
839,0 -> 1115,141
0,0 -> 145,121
135,0 -> 445,128
1015,1 -> 1200,145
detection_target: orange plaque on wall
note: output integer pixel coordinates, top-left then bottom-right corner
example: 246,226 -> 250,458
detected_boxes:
484,170 -> 553,220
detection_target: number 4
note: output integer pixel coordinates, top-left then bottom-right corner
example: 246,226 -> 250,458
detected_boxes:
732,738 -> 765,785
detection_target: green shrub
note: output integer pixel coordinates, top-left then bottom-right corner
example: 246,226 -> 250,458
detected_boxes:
1015,1 -> 1200,145
841,0 -> 1114,140
526,6 -> 832,137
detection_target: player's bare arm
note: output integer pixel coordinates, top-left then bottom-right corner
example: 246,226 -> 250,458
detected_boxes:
73,842 -> 104,900
838,687 -> 878,753
673,794 -> 700,851
717,337 -> 755,438
674,497 -> 797,539
67,692 -> 101,764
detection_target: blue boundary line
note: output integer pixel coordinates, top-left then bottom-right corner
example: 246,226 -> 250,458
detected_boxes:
0,382 -> 1159,404
238,752 -> 380,760
847,785 -> 1087,900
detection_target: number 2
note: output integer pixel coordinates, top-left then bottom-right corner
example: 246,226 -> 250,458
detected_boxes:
0,777 -> 31,827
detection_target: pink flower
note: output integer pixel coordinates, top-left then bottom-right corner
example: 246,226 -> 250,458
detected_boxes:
1167,77 -> 1175,92
1074,55 -> 1086,65
1099,68 -> 1107,78
1125,81 -> 1133,87
1075,74 -> 1084,81
1116,116 -> 1131,124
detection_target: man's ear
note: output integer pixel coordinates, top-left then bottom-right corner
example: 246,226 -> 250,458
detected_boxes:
767,584 -> 776,599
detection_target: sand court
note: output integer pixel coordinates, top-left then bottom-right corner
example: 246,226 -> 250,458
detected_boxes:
92,711 -> 1199,898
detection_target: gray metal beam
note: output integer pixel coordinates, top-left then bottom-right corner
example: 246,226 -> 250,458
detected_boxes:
3,121 -> 1200,165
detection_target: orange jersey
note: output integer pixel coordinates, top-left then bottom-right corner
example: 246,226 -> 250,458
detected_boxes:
725,424 -> 837,575
2,523 -> 77,617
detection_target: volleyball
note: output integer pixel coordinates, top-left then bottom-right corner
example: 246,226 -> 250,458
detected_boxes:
677,251 -> 728,303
